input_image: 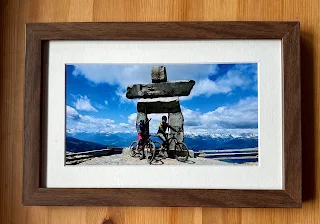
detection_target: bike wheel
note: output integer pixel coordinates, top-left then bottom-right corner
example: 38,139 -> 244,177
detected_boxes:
175,142 -> 189,162
129,141 -> 138,157
145,141 -> 156,164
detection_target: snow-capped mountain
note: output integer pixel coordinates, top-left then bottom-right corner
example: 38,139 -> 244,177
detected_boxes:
66,131 -> 258,152
184,132 -> 258,139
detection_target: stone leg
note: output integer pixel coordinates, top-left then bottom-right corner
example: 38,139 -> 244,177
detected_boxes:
168,112 -> 184,150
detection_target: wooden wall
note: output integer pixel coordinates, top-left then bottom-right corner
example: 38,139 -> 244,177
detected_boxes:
0,0 -> 319,223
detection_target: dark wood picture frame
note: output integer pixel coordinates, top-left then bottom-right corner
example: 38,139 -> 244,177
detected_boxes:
23,22 -> 301,207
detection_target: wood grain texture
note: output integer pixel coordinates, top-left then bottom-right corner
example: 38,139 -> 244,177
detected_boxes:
25,22 -> 298,39
0,0 -> 318,223
282,23 -> 301,204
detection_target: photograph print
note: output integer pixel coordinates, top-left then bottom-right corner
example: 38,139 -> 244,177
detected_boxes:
65,63 -> 258,166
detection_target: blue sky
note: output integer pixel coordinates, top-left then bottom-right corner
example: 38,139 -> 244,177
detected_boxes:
66,63 -> 258,136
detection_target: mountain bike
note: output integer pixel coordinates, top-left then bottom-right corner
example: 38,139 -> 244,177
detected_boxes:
129,135 -> 158,164
157,132 -> 189,162
129,118 -> 156,164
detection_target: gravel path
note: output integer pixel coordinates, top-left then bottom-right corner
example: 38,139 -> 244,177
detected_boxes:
78,153 -> 239,166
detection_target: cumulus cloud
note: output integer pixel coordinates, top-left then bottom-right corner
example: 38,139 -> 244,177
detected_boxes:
115,87 -> 135,104
200,97 -> 258,129
128,113 -> 137,125
72,64 -> 151,89
71,64 -> 217,87
72,95 -> 98,112
67,64 -> 257,135
127,97 -> 257,134
66,97 -> 257,135
66,106 -> 80,120
70,63 -> 256,102
66,108 -> 119,133
180,97 -> 258,134
181,64 -> 256,100
92,100 -> 108,110
94,103 -> 106,110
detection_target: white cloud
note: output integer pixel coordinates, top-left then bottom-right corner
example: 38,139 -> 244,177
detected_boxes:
67,64 -> 257,135
128,113 -> 137,125
125,97 -> 257,135
67,97 -> 257,136
119,123 -> 129,127
66,106 -> 80,120
183,78 -> 228,100
72,64 -> 151,89
115,87 -> 134,104
66,110 -> 118,133
180,97 -> 258,134
181,65 -> 254,100
200,97 -> 258,129
95,104 -> 106,109
71,64 -> 253,102
72,95 -> 98,112
72,64 -> 216,87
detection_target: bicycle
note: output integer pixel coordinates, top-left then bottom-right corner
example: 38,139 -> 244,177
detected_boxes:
129,135 -> 159,164
157,132 -> 189,162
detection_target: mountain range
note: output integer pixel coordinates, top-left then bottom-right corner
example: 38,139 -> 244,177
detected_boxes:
66,131 -> 258,153
66,136 -> 107,153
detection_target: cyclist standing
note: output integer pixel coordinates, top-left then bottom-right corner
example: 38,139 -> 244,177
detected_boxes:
137,117 -> 150,160
157,116 -> 177,158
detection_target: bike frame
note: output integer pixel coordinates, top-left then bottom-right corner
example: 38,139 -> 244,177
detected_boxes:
158,134 -> 179,150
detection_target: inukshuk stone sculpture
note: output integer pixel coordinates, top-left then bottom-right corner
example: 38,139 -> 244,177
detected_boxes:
126,66 -> 195,150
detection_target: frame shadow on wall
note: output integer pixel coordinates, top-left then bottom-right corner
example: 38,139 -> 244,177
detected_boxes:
301,31 -> 316,201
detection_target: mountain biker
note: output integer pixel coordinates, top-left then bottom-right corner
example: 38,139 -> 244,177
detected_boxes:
157,116 -> 177,158
137,117 -> 150,160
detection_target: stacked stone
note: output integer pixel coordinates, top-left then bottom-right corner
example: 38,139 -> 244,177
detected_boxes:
126,66 -> 195,150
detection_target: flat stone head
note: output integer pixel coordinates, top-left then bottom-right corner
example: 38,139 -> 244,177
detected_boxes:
151,66 -> 167,83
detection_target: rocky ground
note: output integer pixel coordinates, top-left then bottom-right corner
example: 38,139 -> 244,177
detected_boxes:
76,149 -> 238,166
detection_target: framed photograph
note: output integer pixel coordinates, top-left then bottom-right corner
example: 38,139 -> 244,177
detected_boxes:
23,22 -> 301,207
